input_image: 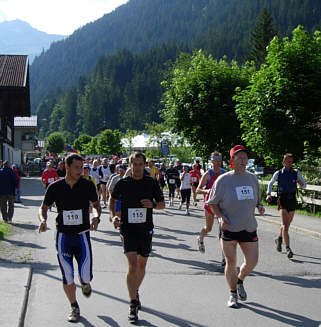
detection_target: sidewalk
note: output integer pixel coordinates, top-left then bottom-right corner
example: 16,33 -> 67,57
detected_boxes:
0,177 -> 320,327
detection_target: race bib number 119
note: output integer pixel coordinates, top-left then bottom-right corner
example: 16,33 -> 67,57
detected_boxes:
63,209 -> 83,225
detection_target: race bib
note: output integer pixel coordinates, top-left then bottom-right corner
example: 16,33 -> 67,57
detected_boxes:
192,177 -> 197,182
236,186 -> 254,200
63,209 -> 83,226
169,179 -> 175,184
48,178 -> 54,184
128,208 -> 147,224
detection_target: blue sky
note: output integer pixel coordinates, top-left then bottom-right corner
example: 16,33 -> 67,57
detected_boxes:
0,0 -> 128,35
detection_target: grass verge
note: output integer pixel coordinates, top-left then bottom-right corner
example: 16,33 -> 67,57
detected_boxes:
0,222 -> 10,241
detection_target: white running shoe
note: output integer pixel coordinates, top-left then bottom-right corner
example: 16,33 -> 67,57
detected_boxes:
197,237 -> 205,253
227,292 -> 238,308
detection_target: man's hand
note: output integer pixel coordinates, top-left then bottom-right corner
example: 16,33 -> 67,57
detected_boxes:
141,199 -> 153,208
90,217 -> 100,231
112,216 -> 122,229
38,220 -> 47,233
257,205 -> 265,215
218,216 -> 229,230
266,195 -> 272,203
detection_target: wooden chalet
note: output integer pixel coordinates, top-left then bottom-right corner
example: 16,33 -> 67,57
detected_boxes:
0,55 -> 30,162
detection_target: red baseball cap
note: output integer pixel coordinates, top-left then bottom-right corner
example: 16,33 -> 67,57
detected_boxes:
229,145 -> 247,159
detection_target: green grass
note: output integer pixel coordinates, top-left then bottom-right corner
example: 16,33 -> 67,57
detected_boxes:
0,222 -> 10,241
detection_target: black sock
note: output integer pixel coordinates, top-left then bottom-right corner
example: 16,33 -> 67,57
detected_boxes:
237,278 -> 243,285
278,236 -> 283,243
71,301 -> 79,308
230,289 -> 237,294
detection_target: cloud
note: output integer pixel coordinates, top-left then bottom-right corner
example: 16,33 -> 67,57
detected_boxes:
0,0 -> 128,35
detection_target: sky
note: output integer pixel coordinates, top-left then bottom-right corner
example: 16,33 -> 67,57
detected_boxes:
0,0 -> 128,35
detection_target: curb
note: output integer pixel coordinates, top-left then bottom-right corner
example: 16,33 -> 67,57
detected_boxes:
256,215 -> 321,240
18,266 -> 32,327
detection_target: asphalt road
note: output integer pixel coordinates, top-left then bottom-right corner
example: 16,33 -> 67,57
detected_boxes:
6,178 -> 321,327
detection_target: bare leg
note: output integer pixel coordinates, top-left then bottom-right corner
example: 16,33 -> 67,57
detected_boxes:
221,240 -> 238,291
63,283 -> 77,304
199,210 -> 214,241
280,210 -> 295,247
238,242 -> 259,281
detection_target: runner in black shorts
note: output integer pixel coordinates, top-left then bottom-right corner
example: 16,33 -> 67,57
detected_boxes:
109,152 -> 165,323
165,163 -> 179,206
38,153 -> 101,323
207,145 -> 265,309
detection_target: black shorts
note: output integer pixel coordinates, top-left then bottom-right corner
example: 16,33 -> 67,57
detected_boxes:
181,189 -> 191,204
191,182 -> 199,188
278,193 -> 297,212
219,229 -> 258,242
176,179 -> 181,188
120,229 -> 153,257
168,183 -> 176,197
159,179 -> 166,187
100,181 -> 107,186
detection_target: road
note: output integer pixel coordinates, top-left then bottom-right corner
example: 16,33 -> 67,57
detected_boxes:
6,178 -> 321,326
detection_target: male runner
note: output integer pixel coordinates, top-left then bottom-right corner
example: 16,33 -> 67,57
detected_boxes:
109,152 -> 165,323
165,163 -> 179,206
99,158 -> 111,208
266,153 -> 306,258
38,153 -> 101,322
196,152 -> 225,254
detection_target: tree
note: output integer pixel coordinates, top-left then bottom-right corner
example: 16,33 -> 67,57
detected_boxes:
96,129 -> 123,156
235,26 -> 321,166
248,8 -> 277,68
122,129 -> 139,154
73,134 -> 92,152
161,50 -> 254,158
46,132 -> 65,155
82,137 -> 98,155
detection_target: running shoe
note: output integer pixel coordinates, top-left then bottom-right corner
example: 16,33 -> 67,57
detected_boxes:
275,238 -> 282,252
194,202 -> 197,207
197,237 -> 205,253
237,283 -> 247,301
68,306 -> 80,322
128,300 -> 139,323
185,209 -> 190,215
136,290 -> 141,310
81,282 -> 92,298
227,292 -> 238,308
286,247 -> 293,259
178,203 -> 182,210
221,257 -> 226,267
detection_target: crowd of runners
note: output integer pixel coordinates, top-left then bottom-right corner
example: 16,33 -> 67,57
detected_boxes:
33,146 -> 307,322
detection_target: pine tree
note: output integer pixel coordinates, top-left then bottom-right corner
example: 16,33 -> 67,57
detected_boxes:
248,8 -> 277,68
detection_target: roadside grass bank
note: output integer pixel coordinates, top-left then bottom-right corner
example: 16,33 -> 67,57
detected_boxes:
0,222 -> 10,241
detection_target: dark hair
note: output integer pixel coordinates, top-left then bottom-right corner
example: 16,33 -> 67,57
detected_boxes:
129,152 -> 146,164
65,153 -> 84,167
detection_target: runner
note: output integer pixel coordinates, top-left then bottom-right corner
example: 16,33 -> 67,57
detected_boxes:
178,165 -> 192,215
266,153 -> 306,258
90,160 -> 101,191
99,158 -> 111,208
189,163 -> 202,206
109,152 -> 165,323
38,153 -> 101,322
174,159 -> 183,199
56,161 -> 66,180
108,164 -> 126,220
83,164 -> 98,192
165,163 -> 179,206
196,152 -> 225,254
207,145 -> 265,308
147,159 -> 158,179
41,161 -> 58,189
158,163 -> 167,192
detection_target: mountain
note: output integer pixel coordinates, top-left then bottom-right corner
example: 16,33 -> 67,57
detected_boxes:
30,0 -> 321,111
0,19 -> 65,63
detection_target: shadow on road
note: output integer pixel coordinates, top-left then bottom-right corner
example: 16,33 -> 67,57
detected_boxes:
252,271 -> 321,289
243,302 -> 320,327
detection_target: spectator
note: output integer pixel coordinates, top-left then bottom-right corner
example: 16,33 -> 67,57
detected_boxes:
0,161 -> 18,223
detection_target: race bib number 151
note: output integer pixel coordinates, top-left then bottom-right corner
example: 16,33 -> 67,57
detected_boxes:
236,186 -> 254,200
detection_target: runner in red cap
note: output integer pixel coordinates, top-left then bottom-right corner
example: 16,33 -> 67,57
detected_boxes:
207,145 -> 265,308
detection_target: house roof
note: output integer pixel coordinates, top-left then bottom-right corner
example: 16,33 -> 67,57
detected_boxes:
14,115 -> 37,127
0,55 -> 29,88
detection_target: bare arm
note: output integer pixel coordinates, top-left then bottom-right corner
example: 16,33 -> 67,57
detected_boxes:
196,171 -> 210,195
90,200 -> 101,231
38,203 -> 49,232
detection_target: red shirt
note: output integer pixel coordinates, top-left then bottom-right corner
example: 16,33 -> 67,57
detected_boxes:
189,170 -> 201,183
42,169 -> 58,185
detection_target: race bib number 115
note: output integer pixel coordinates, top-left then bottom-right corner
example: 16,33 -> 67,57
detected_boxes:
128,208 -> 147,224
